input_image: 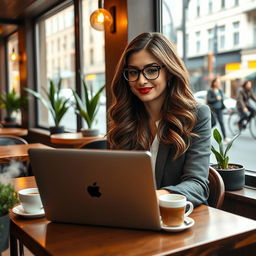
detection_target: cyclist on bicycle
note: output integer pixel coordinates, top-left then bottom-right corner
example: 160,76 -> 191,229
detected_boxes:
237,80 -> 256,130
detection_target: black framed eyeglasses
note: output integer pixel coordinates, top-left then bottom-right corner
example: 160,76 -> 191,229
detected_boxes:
123,65 -> 164,82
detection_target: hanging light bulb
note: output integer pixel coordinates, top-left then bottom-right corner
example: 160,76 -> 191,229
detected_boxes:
90,1 -> 113,31
10,48 -> 18,62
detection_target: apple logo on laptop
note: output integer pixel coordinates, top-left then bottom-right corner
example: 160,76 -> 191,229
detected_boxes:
87,182 -> 101,197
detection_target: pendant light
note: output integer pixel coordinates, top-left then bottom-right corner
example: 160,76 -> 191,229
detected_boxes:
90,0 -> 113,31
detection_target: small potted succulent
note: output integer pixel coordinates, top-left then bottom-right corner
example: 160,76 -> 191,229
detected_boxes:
25,79 -> 71,134
0,89 -> 27,123
211,128 -> 244,191
72,79 -> 105,137
0,182 -> 19,252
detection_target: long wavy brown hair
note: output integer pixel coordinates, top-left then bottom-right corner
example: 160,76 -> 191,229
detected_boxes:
107,32 -> 198,159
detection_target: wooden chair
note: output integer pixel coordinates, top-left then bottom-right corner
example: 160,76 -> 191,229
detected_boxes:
0,135 -> 28,177
80,139 -> 108,149
0,135 -> 28,145
207,166 -> 225,209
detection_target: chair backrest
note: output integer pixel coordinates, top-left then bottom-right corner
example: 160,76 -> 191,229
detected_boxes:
0,135 -> 28,177
207,166 -> 225,209
80,139 -> 108,149
0,135 -> 28,146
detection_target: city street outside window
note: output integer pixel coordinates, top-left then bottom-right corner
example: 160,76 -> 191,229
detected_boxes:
36,5 -> 76,130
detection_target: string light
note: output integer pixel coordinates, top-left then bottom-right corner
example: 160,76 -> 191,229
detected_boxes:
10,48 -> 18,62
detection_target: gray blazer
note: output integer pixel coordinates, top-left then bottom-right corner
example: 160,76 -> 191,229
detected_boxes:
155,104 -> 211,207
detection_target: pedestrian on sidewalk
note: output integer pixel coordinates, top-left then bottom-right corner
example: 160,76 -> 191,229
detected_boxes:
207,78 -> 229,142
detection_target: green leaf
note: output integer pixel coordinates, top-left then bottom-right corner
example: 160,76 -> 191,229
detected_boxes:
0,183 -> 19,216
213,128 -> 222,144
0,89 -> 27,117
211,145 -> 225,167
223,132 -> 240,157
211,128 -> 240,169
72,78 -> 105,129
25,88 -> 51,110
25,78 -> 70,127
223,156 -> 229,169
213,128 -> 224,156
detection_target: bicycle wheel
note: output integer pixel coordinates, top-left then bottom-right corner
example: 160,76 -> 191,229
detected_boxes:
249,116 -> 256,139
228,111 -> 240,136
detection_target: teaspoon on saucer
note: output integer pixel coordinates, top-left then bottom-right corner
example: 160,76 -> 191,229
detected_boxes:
184,218 -> 192,225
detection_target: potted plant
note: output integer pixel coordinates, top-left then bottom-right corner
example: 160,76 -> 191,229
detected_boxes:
72,79 -> 105,136
0,89 -> 27,123
25,79 -> 71,134
211,128 -> 245,191
0,182 -> 19,252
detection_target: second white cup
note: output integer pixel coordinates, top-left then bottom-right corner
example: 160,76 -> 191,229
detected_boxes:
18,188 -> 43,214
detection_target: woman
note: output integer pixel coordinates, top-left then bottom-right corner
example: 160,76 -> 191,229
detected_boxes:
107,32 -> 211,207
237,80 -> 256,129
207,78 -> 228,141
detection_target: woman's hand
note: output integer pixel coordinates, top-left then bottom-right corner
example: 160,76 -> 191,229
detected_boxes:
156,189 -> 170,198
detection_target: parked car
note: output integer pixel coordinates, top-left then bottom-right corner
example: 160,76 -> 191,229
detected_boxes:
193,90 -> 236,114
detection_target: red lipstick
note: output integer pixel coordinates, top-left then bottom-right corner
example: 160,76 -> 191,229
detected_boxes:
138,87 -> 152,94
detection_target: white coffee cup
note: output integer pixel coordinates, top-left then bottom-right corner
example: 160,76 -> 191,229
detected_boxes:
158,194 -> 194,226
18,188 -> 43,214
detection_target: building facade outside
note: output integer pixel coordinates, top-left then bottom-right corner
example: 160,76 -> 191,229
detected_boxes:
165,0 -> 256,97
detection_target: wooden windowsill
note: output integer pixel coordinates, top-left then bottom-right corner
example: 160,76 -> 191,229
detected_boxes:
223,186 -> 256,220
225,186 -> 256,205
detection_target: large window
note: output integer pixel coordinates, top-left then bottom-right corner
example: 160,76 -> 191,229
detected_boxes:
218,25 -> 225,49
208,28 -> 214,52
253,17 -> 256,46
221,0 -> 225,8
35,0 -> 106,133
196,0 -> 200,17
195,31 -> 201,53
82,0 -> 106,134
36,5 -> 76,130
233,21 -> 240,46
162,0 -> 182,44
208,0 -> 213,13
7,33 -> 20,93
6,33 -> 21,121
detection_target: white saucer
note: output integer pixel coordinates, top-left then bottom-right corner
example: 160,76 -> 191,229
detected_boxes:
12,204 -> 45,218
161,217 -> 195,232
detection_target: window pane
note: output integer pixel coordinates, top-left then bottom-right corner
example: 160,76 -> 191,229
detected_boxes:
162,0 -> 182,43
36,5 -> 76,130
82,0 -> 106,135
7,33 -> 21,121
233,21 -> 240,46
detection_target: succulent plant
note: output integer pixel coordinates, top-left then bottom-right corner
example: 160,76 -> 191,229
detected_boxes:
72,79 -> 105,129
211,128 -> 240,169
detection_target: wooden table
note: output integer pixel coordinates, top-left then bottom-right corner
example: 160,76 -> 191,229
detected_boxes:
0,143 -> 51,164
0,128 -> 28,136
50,132 -> 104,148
9,177 -> 256,256
0,121 -> 21,128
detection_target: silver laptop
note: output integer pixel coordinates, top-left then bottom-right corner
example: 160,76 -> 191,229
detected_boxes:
28,148 -> 161,231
